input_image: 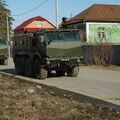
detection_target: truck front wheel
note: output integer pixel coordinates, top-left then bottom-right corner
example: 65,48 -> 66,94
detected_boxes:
67,66 -> 79,77
34,59 -> 47,79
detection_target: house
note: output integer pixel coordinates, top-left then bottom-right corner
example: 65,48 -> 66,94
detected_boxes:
62,4 -> 120,43
14,16 -> 55,35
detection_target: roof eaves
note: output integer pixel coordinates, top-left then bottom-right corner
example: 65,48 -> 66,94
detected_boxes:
63,19 -> 85,25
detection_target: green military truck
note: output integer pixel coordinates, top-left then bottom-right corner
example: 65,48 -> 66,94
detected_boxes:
0,39 -> 8,65
13,29 -> 82,79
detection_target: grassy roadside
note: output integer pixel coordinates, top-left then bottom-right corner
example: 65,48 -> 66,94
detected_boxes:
0,74 -> 120,120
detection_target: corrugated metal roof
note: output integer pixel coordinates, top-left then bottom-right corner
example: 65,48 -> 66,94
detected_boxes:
64,4 -> 120,25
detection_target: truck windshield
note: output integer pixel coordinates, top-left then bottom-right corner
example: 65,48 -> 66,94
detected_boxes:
46,32 -> 80,41
63,32 -> 80,41
0,39 -> 6,45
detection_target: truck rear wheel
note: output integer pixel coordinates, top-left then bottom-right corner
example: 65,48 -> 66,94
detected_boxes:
15,58 -> 20,75
67,66 -> 79,77
25,58 -> 33,77
15,58 -> 24,75
34,59 -> 47,79
3,59 -> 8,65
0,59 -> 8,65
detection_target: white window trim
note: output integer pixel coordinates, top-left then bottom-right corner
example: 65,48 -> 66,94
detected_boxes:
86,22 -> 120,42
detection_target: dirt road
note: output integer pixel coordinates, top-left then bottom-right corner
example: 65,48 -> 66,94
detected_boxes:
40,66 -> 120,106
0,58 -> 120,109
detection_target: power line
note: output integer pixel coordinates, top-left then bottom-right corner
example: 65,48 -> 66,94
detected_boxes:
12,0 -> 49,16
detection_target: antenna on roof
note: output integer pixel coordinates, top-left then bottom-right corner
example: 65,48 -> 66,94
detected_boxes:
70,12 -> 73,18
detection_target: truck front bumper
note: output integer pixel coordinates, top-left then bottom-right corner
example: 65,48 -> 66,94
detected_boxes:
46,57 -> 82,70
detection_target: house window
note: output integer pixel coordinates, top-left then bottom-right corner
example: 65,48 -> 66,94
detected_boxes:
36,21 -> 43,27
98,27 -> 106,41
77,25 -> 80,29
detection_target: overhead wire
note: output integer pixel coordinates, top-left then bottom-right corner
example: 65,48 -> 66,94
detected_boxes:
12,0 -> 49,16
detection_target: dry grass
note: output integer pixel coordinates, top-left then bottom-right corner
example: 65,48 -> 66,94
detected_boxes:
0,74 -> 120,120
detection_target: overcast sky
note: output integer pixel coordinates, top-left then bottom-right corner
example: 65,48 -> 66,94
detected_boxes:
6,0 -> 120,29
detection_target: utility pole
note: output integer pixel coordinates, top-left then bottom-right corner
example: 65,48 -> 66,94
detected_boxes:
56,0 -> 58,29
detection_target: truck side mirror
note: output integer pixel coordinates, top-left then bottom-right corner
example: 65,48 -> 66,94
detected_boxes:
48,39 -> 52,45
50,39 -> 52,42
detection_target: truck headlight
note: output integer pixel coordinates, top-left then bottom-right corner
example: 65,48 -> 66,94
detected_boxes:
47,60 -> 51,65
77,59 -> 81,63
61,58 -> 69,61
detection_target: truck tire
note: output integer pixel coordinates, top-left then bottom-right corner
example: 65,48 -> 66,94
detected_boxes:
0,59 -> 7,65
15,58 -> 23,75
25,58 -> 33,77
56,70 -> 65,76
67,66 -> 79,77
20,57 -> 25,75
4,59 -> 8,65
34,59 -> 47,79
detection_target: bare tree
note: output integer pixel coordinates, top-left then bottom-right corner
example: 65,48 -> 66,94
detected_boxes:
86,41 -> 113,66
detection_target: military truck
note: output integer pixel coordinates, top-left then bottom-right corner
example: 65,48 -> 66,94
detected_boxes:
13,29 -> 82,79
0,39 -> 8,65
